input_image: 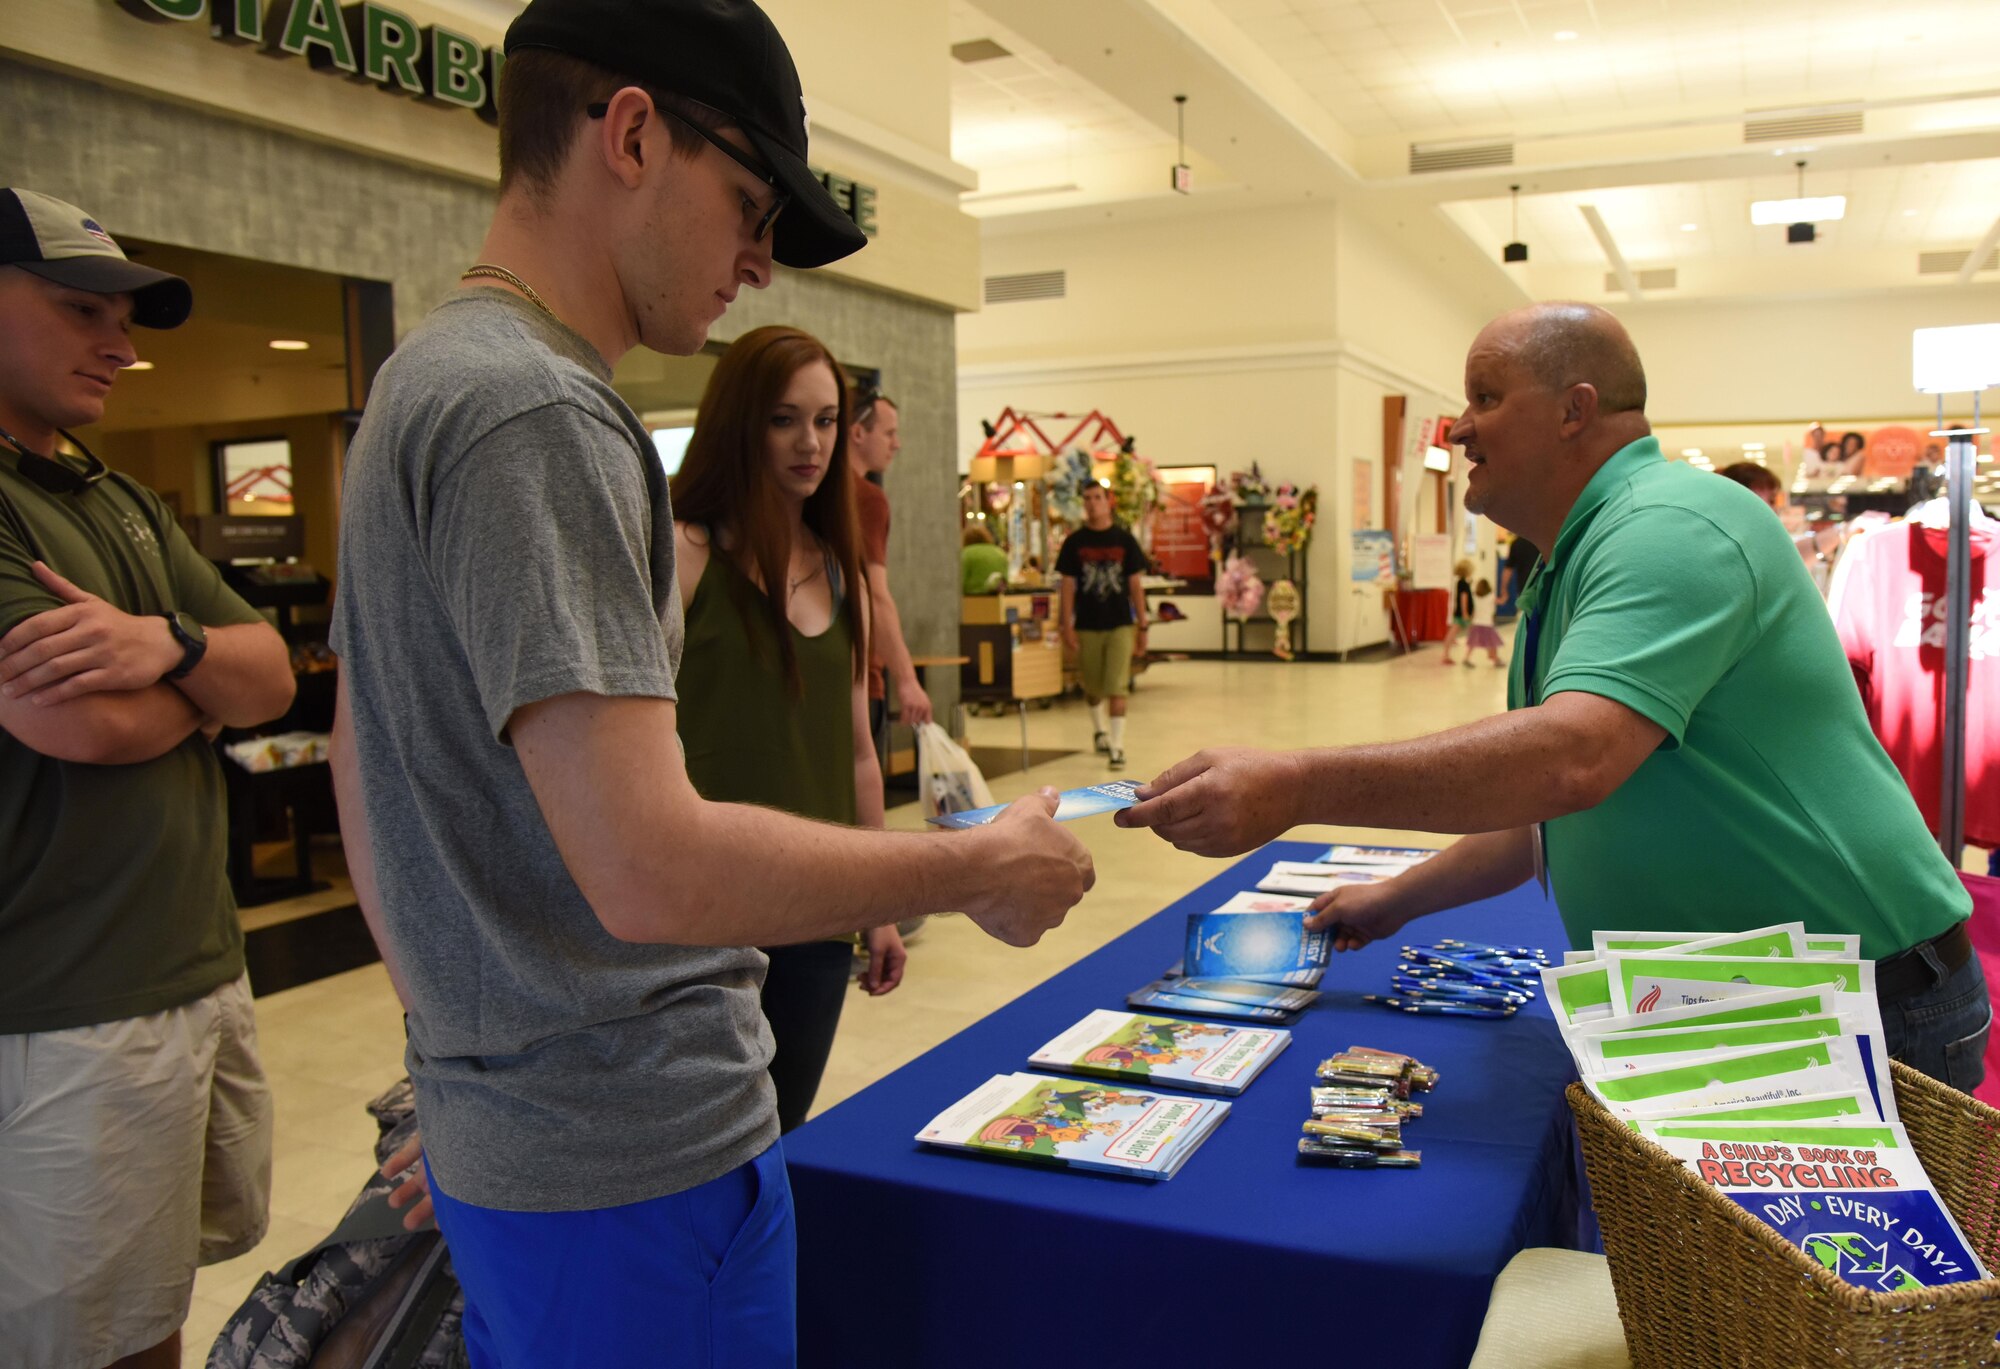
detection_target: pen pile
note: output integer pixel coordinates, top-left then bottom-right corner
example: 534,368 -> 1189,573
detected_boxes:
1298,1046 -> 1434,1168
1362,939 -> 1548,1019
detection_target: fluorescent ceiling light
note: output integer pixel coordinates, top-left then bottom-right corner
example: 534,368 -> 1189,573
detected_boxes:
1750,196 -> 1846,226
125,360 -> 154,371
1743,442 -> 1765,450
268,339 -> 309,351
1424,445 -> 1451,472
1682,448 -> 1703,457
1680,223 -> 1698,232
1553,30 -> 1578,41
1913,323 -> 2000,393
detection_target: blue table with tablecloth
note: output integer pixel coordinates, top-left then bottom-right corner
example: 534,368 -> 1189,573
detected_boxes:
785,840 -> 1582,1369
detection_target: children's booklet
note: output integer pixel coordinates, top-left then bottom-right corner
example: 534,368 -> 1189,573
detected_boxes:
1586,1039 -> 1873,1118
1580,1014 -> 1851,1075
1257,867 -> 1388,895
1631,1120 -> 1990,1291
1319,845 -> 1436,867
1567,988 -> 1838,1041
1126,980 -> 1303,1024
926,780 -> 1142,828
916,1073 -> 1229,1179
1212,891 -> 1316,913
1624,1090 -> 1876,1126
1185,911 -> 1329,985
1593,923 -> 1807,960
1028,1010 -> 1290,1095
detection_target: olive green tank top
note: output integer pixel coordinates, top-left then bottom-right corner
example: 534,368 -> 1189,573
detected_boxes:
677,544 -> 857,826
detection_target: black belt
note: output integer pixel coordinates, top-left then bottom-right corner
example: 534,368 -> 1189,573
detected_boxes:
1876,921 -> 1972,1003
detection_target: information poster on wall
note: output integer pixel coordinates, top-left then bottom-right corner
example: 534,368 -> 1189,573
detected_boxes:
1411,533 -> 1452,590
1151,482 -> 1213,581
1351,458 -> 1374,528
1352,530 -> 1395,583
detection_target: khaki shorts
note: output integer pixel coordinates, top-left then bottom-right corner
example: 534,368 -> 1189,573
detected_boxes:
0,973 -> 272,1369
1077,625 -> 1137,699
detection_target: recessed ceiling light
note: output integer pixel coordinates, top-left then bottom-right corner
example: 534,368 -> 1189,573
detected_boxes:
125,360 -> 154,371
1904,209 -> 1919,217
268,339 -> 309,351
1743,442 -> 1765,450
1553,30 -> 1579,41
1680,222 -> 1698,232
1682,448 -> 1703,458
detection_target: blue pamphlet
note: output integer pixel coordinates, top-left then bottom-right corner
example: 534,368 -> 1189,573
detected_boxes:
927,780 -> 1143,828
1185,911 -> 1330,985
1127,980 -> 1304,1025
1174,976 -> 1321,1010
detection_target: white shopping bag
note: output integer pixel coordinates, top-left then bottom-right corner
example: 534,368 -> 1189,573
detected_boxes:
916,722 -> 994,821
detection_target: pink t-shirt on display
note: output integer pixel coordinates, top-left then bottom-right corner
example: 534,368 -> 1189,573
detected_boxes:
1828,518 -> 2000,849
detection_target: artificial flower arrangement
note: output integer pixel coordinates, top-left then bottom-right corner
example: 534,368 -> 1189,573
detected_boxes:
1111,450 -> 1167,532
1217,554 -> 1265,619
1261,483 -> 1318,553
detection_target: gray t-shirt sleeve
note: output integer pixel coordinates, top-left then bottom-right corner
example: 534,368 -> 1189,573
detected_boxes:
429,401 -> 677,741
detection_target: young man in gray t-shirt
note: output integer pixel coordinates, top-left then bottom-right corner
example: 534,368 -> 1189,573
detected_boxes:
328,1 -> 1092,1362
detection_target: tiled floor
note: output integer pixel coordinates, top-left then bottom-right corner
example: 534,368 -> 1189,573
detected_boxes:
182,637 -> 1519,1363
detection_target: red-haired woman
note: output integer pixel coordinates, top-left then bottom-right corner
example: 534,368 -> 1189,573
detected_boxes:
671,325 -> 906,1133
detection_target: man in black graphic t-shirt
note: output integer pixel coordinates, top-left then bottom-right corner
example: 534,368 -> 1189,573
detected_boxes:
1057,483 -> 1149,769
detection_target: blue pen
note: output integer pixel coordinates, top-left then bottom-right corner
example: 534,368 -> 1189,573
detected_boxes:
1391,980 -> 1528,1005
1435,939 -> 1549,961
1364,995 -> 1515,1018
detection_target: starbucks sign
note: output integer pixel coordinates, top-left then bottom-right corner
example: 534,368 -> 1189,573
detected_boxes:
117,0 -> 508,121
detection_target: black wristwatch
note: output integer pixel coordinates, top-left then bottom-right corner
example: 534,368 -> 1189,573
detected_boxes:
162,611 -> 207,680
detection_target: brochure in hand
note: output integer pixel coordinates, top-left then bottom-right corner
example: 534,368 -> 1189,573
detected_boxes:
916,1072 -> 1230,1179
1028,1009 -> 1291,1095
925,780 -> 1142,828
1318,845 -> 1437,867
1185,910 -> 1330,985
1630,1120 -> 1990,1291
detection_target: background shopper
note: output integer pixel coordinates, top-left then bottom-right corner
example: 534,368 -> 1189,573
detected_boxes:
848,385 -> 934,737
0,188 -> 294,1369
1058,482 -> 1148,770
671,325 -> 906,1134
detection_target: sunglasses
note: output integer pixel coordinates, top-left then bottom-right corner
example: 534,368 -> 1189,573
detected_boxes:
852,386 -> 894,422
586,96 -> 789,244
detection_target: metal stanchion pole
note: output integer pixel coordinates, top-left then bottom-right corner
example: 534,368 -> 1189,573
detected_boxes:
1937,392 -> 1981,864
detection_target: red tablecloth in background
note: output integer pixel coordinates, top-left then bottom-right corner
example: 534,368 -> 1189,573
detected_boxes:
1392,588 -> 1450,645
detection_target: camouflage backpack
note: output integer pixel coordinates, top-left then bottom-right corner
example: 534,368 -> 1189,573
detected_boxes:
207,1080 -> 468,1369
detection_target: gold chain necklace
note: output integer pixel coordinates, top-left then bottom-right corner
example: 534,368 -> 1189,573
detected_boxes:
461,263 -> 559,322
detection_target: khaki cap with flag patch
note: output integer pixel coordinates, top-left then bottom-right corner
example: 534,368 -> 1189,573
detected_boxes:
0,189 -> 192,329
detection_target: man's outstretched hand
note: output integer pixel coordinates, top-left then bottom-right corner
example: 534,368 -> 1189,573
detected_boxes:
1112,747 -> 1305,857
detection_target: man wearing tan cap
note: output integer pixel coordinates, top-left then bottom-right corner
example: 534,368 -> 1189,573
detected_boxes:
0,188 -> 296,1369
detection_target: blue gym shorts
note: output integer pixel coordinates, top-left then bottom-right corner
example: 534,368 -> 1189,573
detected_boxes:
426,1140 -> 797,1368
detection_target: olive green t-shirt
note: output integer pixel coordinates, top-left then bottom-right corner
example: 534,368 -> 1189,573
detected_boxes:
0,455 -> 267,1033
1508,435 -> 1968,960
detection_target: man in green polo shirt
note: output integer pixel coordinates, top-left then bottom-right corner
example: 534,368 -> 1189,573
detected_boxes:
0,188 -> 297,1369
1117,301 -> 1985,1090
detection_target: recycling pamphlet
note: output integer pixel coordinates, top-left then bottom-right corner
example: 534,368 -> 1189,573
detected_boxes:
925,780 -> 1142,828
1027,1009 -> 1290,1095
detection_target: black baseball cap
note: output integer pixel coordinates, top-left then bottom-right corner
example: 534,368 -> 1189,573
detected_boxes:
505,0 -> 869,270
0,190 -> 193,329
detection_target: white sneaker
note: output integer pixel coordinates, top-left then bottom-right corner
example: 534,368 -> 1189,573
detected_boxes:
1109,749 -> 1127,770
1093,730 -> 1110,754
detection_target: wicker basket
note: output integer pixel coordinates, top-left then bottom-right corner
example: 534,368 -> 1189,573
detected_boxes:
1569,1062 -> 2000,1367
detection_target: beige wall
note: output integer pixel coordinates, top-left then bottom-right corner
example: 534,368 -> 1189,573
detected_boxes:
1608,287 -> 2000,427
959,201 -> 1486,655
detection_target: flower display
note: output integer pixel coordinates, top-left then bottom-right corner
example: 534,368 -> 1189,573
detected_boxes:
1261,484 -> 1318,553
1217,554 -> 1265,619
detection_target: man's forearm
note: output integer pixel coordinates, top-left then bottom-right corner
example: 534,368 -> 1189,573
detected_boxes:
1378,828 -> 1534,922
866,568 -> 918,686
1286,694 -> 1663,835
174,623 -> 295,727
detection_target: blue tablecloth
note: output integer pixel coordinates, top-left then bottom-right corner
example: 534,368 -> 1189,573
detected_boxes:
786,840 -> 1580,1369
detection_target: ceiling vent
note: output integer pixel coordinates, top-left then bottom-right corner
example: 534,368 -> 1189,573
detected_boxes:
1408,140 -> 1514,174
983,270 -> 1066,305
1605,268 -> 1678,292
1743,109 -> 1863,143
951,38 -> 1011,63
1920,249 -> 1999,276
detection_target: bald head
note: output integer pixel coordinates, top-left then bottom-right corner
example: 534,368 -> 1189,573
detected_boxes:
1486,302 -> 1647,415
